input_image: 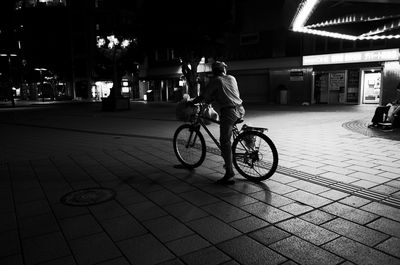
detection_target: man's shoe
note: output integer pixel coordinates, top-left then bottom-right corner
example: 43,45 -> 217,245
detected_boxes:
215,173 -> 235,185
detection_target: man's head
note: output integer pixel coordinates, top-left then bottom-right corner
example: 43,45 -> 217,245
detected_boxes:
212,61 -> 227,76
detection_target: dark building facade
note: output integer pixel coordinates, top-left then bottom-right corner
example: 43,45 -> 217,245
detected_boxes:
142,0 -> 400,106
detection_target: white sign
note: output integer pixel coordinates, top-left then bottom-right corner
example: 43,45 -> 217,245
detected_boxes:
303,48 -> 400,66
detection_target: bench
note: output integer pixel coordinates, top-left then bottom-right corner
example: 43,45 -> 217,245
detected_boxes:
377,114 -> 399,130
377,122 -> 393,130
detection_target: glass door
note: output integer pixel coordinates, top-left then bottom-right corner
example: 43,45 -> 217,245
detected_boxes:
361,69 -> 382,104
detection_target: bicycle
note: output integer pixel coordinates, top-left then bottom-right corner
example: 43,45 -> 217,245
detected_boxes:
173,103 -> 278,182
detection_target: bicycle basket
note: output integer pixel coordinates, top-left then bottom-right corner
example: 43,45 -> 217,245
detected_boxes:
176,100 -> 199,122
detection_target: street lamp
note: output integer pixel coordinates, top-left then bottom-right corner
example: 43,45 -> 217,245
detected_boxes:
34,67 -> 47,102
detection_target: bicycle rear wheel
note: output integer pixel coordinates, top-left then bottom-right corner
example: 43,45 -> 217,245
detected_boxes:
232,130 -> 278,181
173,124 -> 206,168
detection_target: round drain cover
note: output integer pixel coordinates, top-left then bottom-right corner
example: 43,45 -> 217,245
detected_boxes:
60,188 -> 116,206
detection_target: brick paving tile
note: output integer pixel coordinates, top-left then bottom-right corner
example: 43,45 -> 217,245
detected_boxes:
164,201 -> 209,223
371,185 -> 399,195
156,259 -> 185,265
218,235 -> 287,265
161,180 -> 198,194
280,261 -> 300,265
361,202 -> 400,222
285,190 -> 332,208
14,188 -> 46,204
351,179 -> 378,189
367,217 -> 400,238
249,226 -> 291,246
322,218 -> 389,246
126,201 -> 168,221
201,201 -> 250,223
179,190 -> 220,206
89,200 -> 129,220
181,246 -> 231,265
250,191 -> 294,207
165,234 -> 211,256
279,202 -> 314,216
19,213 -> 59,239
276,218 -> 339,245
146,189 -> 184,206
270,236 -> 343,265
220,261 -> 241,265
261,180 -> 297,195
241,202 -> 293,224
38,256 -> 76,265
143,215 -> 193,243
347,172 -> 389,184
69,233 -> 121,265
22,232 -> 71,265
117,233 -> 175,265
376,237 -> 400,258
338,195 -> 372,208
229,216 -> 269,233
100,214 -> 147,242
16,199 -> 52,220
288,180 -> 330,194
299,209 -> 336,225
187,216 -> 241,244
0,254 -> 23,265
59,214 -> 103,240
96,257 -> 130,265
0,212 -> 17,233
322,202 -> 378,224
319,172 -> 359,184
114,189 -> 148,206
318,189 -> 349,201
323,236 -> 400,265
220,193 -> 259,206
0,230 -> 20,257
50,203 -> 89,220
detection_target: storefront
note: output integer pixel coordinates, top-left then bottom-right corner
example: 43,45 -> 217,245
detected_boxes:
303,48 -> 400,105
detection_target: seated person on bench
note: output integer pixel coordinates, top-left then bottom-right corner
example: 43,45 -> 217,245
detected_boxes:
369,82 -> 400,128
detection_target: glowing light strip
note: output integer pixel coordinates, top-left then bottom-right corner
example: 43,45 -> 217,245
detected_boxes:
291,0 -> 400,40
297,28 -> 357,40
360,19 -> 400,37
306,14 -> 399,29
291,0 -> 320,31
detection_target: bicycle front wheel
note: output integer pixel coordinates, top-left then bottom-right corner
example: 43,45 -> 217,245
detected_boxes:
173,124 -> 206,169
232,130 -> 278,182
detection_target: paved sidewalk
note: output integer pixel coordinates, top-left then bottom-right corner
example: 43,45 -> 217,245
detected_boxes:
0,102 -> 400,265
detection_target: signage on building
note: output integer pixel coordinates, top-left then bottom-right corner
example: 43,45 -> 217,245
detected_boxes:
303,48 -> 400,66
290,71 -> 304,81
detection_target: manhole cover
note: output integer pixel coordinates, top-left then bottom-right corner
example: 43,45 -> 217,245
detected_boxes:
60,188 -> 116,206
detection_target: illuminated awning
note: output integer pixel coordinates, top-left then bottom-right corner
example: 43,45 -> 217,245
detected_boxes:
291,0 -> 400,40
303,48 -> 400,65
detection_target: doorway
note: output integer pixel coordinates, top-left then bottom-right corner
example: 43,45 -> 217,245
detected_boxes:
361,69 -> 382,104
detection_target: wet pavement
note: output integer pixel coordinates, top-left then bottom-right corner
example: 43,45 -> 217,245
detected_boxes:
0,100 -> 399,265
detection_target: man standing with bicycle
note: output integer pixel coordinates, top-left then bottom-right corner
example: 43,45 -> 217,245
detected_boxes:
190,61 -> 245,184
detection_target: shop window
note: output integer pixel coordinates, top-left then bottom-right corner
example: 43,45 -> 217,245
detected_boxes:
347,69 -> 359,103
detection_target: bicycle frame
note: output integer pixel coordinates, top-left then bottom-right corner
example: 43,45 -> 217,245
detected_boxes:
189,105 -> 241,151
